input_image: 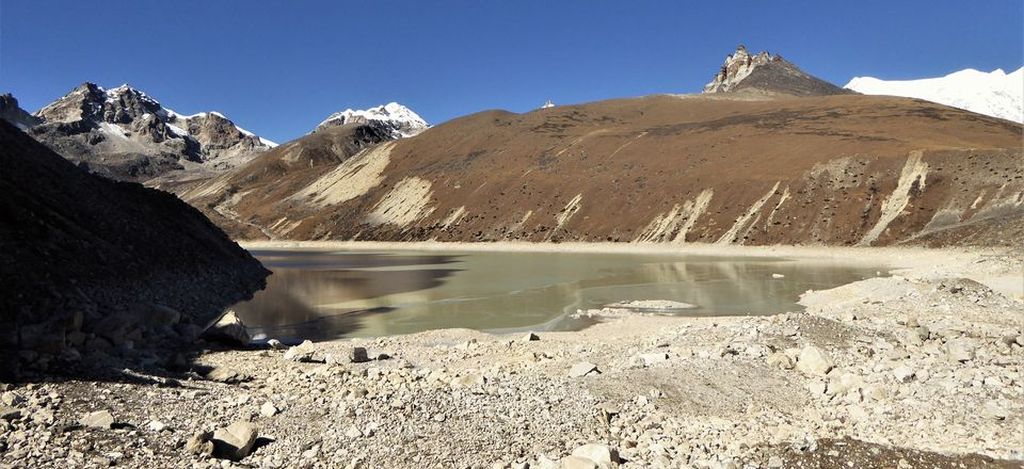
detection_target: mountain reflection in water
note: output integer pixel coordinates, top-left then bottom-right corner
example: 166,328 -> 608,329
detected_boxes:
230,249 -> 886,342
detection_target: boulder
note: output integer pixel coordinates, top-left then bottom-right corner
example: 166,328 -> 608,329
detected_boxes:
795,345 -> 833,376
981,401 -> 1009,420
202,310 -> 251,346
211,420 -> 258,460
571,444 -> 619,466
186,431 -> 215,456
0,406 -> 21,421
639,352 -> 669,367
523,332 -> 541,342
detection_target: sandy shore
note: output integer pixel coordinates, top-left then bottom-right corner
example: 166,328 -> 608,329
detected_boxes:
2,244 -> 1021,468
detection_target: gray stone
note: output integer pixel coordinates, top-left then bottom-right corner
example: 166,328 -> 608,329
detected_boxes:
80,410 -> 114,429
569,362 -> 600,378
523,332 -> 540,342
350,346 -> 370,363
212,420 -> 258,460
147,420 -> 167,432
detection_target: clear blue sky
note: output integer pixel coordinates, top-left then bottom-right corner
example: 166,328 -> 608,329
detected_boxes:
2,1 -> 1021,143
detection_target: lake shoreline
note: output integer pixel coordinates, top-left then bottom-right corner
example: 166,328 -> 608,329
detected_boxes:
4,244 -> 1021,467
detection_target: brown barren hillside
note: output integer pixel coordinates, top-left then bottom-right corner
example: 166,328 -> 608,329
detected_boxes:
181,93 -> 1023,247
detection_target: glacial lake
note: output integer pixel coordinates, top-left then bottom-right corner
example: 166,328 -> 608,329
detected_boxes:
230,248 -> 886,342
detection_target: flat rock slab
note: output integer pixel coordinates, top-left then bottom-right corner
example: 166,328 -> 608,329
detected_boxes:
80,410 -> 114,429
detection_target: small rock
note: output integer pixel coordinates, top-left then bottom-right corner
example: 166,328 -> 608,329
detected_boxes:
345,426 -> 363,438
205,366 -> 252,384
0,392 -> 24,406
795,345 -> 833,376
350,347 -> 370,363
211,420 -> 258,460
768,456 -> 784,468
186,431 -> 214,456
946,339 -> 976,362
982,401 -> 1009,420
267,339 -> 286,350
766,352 -> 795,370
0,406 -> 22,421
284,340 -> 320,363
147,420 -> 167,432
560,456 -> 598,469
569,362 -> 600,378
260,401 -> 279,418
523,332 -> 540,342
892,366 -> 916,383
80,410 -> 114,429
639,352 -> 669,367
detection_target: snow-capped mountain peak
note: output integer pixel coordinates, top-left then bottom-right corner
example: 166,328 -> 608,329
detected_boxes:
315,102 -> 429,138
845,67 -> 1024,123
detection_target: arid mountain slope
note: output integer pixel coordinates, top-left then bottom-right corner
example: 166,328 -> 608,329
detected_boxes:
182,92 -> 1023,247
0,120 -> 268,378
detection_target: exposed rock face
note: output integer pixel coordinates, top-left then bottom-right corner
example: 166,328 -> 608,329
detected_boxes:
0,94 -> 43,130
24,83 -> 275,182
704,45 -> 852,97
314,102 -> 428,139
0,119 -> 269,379
178,91 -> 1023,247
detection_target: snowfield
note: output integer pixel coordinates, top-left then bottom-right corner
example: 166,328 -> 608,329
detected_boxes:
845,67 -> 1023,123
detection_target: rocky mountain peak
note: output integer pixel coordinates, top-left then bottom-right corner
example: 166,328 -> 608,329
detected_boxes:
315,102 -> 429,138
28,83 -> 277,181
704,45 -> 779,93
703,45 -> 851,97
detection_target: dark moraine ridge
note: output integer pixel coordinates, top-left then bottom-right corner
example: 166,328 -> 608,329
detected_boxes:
0,119 -> 269,379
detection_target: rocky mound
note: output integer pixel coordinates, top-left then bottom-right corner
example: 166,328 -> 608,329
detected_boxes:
178,90 -> 1023,247
0,120 -> 269,379
12,83 -> 275,182
704,45 -> 852,97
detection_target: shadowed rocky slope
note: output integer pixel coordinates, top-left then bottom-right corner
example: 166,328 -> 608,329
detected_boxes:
0,120 -> 269,379
180,92 -> 1023,247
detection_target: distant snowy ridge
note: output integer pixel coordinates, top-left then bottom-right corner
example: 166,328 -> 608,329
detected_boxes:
845,67 -> 1023,123
316,102 -> 428,138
